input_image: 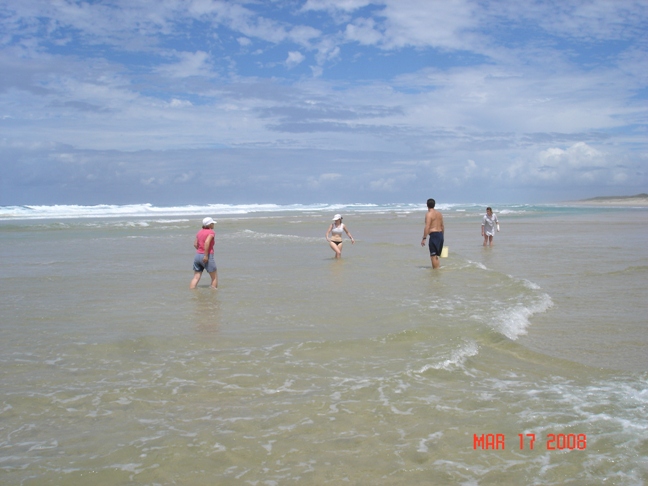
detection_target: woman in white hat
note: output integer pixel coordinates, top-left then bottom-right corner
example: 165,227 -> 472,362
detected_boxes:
325,214 -> 354,259
190,217 -> 218,289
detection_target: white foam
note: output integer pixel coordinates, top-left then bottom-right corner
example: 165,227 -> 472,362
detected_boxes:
110,463 -> 144,473
521,278 -> 541,290
416,432 -> 443,452
27,440 -> 59,451
465,260 -> 488,270
414,341 -> 480,373
494,292 -> 553,340
0,202 -> 386,220
234,230 -> 304,241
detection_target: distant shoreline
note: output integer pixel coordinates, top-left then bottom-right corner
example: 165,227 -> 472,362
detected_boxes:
570,193 -> 648,207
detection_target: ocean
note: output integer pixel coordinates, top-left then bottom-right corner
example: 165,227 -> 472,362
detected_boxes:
1,202 -> 647,485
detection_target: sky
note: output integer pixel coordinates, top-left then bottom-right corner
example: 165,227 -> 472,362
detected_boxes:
1,0 -> 647,206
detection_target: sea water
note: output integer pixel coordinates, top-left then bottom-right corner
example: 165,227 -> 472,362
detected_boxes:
0,203 -> 647,485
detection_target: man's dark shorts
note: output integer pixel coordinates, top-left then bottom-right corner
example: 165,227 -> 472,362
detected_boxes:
428,231 -> 444,257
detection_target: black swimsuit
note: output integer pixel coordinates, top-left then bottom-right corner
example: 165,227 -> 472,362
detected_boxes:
428,231 -> 444,256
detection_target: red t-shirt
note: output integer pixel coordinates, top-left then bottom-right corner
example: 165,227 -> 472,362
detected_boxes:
195,228 -> 215,254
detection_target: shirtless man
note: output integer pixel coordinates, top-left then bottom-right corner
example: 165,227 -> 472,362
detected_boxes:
421,198 -> 444,269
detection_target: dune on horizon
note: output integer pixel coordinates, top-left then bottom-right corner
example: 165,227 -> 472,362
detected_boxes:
573,193 -> 648,206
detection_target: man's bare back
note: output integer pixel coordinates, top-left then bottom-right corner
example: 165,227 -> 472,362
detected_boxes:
423,208 -> 444,234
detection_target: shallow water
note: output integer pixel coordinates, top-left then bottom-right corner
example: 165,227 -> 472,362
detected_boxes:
1,204 -> 647,484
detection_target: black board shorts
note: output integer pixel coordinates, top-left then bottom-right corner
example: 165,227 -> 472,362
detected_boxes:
428,231 -> 444,257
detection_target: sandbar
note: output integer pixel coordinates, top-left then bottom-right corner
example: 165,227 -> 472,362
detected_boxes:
569,193 -> 648,207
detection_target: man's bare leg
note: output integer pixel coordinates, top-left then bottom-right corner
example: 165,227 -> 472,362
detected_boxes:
431,255 -> 440,269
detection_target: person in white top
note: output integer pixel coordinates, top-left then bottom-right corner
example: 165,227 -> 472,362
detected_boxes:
325,214 -> 354,259
481,207 -> 500,247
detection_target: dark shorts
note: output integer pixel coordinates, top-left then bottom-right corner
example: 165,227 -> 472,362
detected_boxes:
428,232 -> 444,257
193,253 -> 217,273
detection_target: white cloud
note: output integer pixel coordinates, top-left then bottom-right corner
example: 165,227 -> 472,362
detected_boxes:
303,0 -> 372,13
320,173 -> 342,181
507,142 -> 620,185
314,38 -> 342,65
307,172 -> 342,188
369,173 -> 416,192
169,99 -> 193,108
378,0 -> 482,51
464,159 -> 477,178
156,51 -> 213,78
285,51 -> 306,69
287,25 -> 322,47
175,172 -> 196,183
533,1 -> 648,41
345,18 -> 382,45
537,143 -> 607,174
369,178 -> 397,191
